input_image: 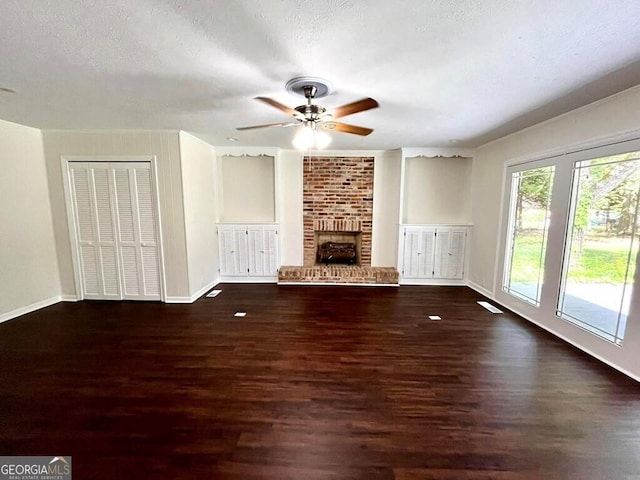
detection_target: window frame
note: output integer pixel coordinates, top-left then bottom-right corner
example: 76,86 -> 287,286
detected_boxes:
556,152 -> 640,345
496,137 -> 640,345
501,165 -> 556,307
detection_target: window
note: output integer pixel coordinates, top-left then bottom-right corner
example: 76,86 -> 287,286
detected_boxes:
503,166 -> 554,306
499,140 -> 640,348
557,151 -> 640,344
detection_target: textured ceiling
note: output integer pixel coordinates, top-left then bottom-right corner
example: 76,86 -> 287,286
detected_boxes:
1,0 -> 639,150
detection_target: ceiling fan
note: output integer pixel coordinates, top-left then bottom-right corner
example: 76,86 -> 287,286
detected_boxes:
236,77 -> 379,141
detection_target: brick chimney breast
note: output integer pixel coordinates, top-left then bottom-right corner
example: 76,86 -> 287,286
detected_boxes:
303,156 -> 374,267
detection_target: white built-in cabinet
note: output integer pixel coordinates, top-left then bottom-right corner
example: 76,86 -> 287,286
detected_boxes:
217,224 -> 279,280
400,225 -> 469,283
67,162 -> 162,300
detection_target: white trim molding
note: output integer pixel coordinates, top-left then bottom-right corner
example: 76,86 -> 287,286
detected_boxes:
0,296 -> 62,324
190,279 -> 221,302
467,280 -> 494,299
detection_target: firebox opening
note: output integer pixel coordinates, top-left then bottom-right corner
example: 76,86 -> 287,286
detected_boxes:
315,231 -> 362,265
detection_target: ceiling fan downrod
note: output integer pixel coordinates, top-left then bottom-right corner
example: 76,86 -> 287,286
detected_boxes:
295,85 -> 326,120
303,85 -> 317,101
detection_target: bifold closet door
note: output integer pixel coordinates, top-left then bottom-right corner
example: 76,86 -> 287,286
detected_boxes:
70,163 -> 122,299
112,164 -> 161,300
69,162 -> 161,301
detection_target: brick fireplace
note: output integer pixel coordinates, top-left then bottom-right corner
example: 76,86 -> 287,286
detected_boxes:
303,156 -> 374,266
279,156 -> 398,285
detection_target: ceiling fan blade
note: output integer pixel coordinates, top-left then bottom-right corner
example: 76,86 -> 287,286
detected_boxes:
255,96 -> 296,116
332,98 -> 379,119
236,122 -> 298,131
321,122 -> 373,136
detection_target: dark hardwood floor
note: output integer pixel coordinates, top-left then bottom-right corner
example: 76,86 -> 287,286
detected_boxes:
1,284 -> 639,479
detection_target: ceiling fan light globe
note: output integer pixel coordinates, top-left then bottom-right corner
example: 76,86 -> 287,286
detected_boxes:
292,124 -> 331,150
292,125 -> 315,150
315,130 -> 331,149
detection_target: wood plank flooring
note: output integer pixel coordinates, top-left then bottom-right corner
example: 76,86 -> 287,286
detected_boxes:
1,285 -> 639,479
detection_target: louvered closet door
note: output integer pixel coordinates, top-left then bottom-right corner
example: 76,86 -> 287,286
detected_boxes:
112,163 -> 161,300
433,228 -> 466,279
70,163 -> 122,300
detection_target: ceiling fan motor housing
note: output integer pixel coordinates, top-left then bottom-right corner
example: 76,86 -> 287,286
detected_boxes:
295,103 -> 326,121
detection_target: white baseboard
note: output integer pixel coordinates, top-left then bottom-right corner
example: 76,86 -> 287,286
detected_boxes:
466,281 -> 494,299
400,278 -> 467,286
61,295 -> 79,302
219,276 -> 278,283
189,279 -> 220,302
0,296 -> 62,324
164,297 -> 193,304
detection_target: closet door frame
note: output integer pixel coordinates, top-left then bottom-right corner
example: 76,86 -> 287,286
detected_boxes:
61,156 -> 166,302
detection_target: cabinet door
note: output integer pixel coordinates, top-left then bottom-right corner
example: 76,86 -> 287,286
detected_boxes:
233,226 -> 249,275
246,225 -> 280,277
218,225 -> 249,276
260,225 -> 279,276
249,225 -> 278,277
247,226 -> 265,276
217,226 -> 236,276
402,227 -> 435,278
434,228 -> 466,279
219,224 -> 279,277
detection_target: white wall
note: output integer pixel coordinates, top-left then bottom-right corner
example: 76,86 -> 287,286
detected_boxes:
0,119 -> 61,320
179,131 -> 219,298
42,131 -> 191,299
278,150 -> 304,265
469,84 -> 640,379
219,154 -> 276,223
402,156 -> 472,224
372,149 -> 402,267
